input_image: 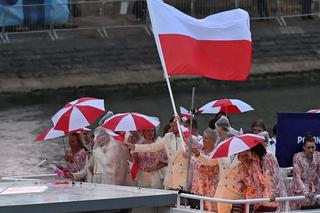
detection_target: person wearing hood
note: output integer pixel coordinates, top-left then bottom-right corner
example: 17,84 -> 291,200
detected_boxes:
192,116 -> 242,213
68,127 -> 128,185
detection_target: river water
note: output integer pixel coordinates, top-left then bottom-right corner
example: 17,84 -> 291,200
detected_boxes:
1,81 -> 320,177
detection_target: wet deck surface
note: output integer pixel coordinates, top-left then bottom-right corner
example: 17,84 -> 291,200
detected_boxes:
0,179 -> 177,213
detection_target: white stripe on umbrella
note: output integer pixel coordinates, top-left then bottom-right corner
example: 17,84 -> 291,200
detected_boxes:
230,99 -> 254,112
35,128 -> 65,142
115,114 -> 137,131
227,137 -> 250,155
211,134 -> 264,159
69,106 -> 90,132
307,109 -> 320,113
76,99 -> 105,111
102,113 -> 160,132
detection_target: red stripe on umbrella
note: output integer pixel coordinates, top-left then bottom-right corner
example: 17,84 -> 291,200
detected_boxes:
35,128 -> 65,142
51,97 -> 105,132
200,98 -> 254,114
211,134 -> 265,159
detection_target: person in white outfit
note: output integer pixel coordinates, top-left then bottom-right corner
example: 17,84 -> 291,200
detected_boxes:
69,127 -> 128,185
124,118 -> 201,190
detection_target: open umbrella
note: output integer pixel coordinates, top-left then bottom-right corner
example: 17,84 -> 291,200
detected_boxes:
199,98 -> 254,114
51,97 -> 105,132
34,127 -> 65,142
307,109 -> 320,113
180,106 -> 192,121
101,112 -> 160,132
211,134 -> 265,159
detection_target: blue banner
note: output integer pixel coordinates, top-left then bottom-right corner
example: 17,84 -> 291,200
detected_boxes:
0,0 -> 68,26
276,113 -> 320,167
0,0 -> 23,26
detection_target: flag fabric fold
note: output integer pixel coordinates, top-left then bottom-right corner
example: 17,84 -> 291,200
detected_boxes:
147,0 -> 252,81
128,161 -> 140,181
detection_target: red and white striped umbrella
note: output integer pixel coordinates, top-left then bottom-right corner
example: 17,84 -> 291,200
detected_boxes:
180,106 -> 192,121
35,127 -> 92,142
199,98 -> 254,114
51,97 -> 105,132
307,109 -> 320,113
101,112 -> 160,132
211,134 -> 265,159
35,128 -> 65,142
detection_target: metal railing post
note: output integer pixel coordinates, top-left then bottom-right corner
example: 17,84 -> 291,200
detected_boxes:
245,203 -> 250,213
199,199 -> 204,211
284,200 -> 290,212
177,195 -> 181,208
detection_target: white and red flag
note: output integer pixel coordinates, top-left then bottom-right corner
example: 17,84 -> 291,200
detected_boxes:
147,0 -> 252,81
127,161 -> 140,181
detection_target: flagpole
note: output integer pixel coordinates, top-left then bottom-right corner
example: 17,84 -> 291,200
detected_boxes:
146,0 -> 186,152
186,86 -> 195,191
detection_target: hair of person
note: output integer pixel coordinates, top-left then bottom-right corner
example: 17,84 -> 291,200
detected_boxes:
184,119 -> 198,129
303,132 -> 315,145
251,119 -> 266,131
250,143 -> 267,165
162,123 -> 171,136
215,111 -> 227,119
169,116 -> 175,123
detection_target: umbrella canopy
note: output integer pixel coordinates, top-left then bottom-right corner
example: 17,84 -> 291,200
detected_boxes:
211,134 -> 265,159
199,98 -> 254,114
180,106 -> 192,121
35,127 -> 92,142
34,128 -> 65,142
51,97 -> 105,132
101,112 -> 160,132
307,109 -> 320,113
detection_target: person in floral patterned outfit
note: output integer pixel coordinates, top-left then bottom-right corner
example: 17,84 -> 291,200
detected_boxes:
191,128 -> 219,212
238,143 -> 287,212
289,133 -> 320,210
132,128 -> 168,189
64,133 -> 86,173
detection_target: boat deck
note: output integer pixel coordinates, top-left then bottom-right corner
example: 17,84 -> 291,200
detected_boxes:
0,176 -> 177,213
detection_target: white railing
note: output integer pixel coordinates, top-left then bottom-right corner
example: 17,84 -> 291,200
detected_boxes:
1,0 -> 320,43
177,193 -> 320,213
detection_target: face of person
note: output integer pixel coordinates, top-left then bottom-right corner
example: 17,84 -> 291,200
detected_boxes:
69,135 -> 81,150
143,128 -> 155,141
238,150 -> 252,164
303,141 -> 316,157
203,132 -> 215,149
252,126 -> 264,134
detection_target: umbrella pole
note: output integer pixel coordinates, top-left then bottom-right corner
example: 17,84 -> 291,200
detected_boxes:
186,86 -> 196,191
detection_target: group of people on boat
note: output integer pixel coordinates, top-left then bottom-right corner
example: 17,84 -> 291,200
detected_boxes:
58,112 -> 320,213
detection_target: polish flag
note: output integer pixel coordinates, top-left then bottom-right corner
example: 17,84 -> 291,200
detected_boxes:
128,161 -> 140,181
147,0 -> 252,81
